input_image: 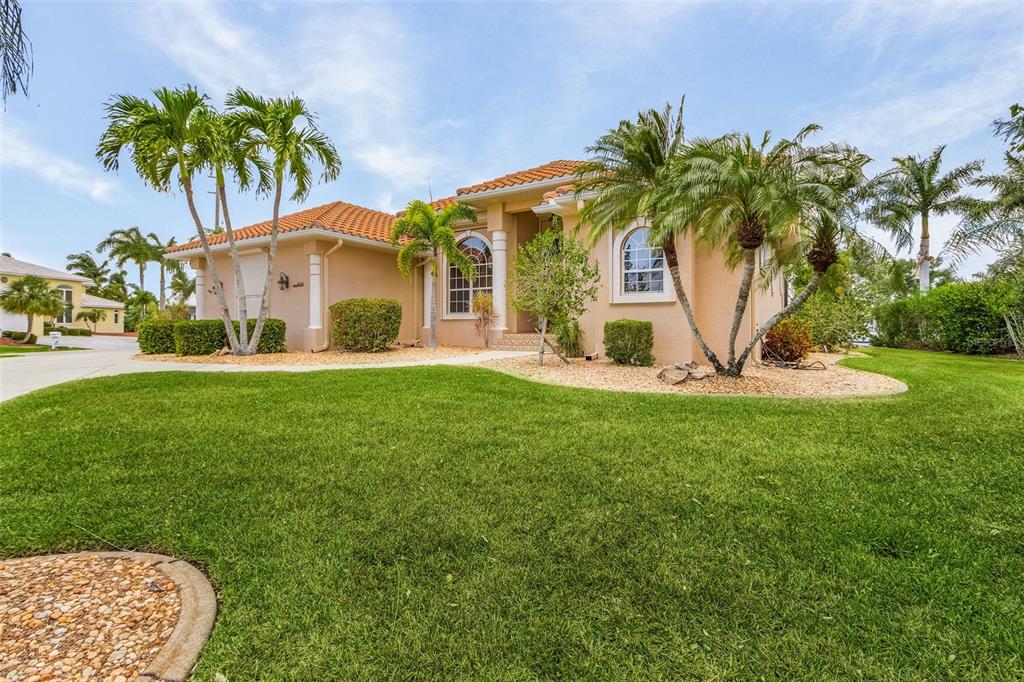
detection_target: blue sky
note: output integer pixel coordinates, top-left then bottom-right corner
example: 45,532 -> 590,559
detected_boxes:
2,0 -> 1022,291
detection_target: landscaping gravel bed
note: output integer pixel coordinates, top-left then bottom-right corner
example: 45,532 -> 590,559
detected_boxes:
0,555 -> 180,681
479,352 -> 907,397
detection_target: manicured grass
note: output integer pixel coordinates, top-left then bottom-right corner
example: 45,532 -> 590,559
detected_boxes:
0,349 -> 1021,679
0,344 -> 84,355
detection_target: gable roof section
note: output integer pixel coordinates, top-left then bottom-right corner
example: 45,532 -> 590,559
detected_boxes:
456,160 -> 585,196
166,200 -> 397,254
0,254 -> 91,283
81,293 -> 124,309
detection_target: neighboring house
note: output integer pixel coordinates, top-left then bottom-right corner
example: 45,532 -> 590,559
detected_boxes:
165,160 -> 784,363
0,255 -> 125,336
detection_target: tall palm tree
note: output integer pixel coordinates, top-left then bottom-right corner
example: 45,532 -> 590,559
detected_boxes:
224,88 -> 342,354
144,232 -> 182,309
863,146 -> 985,291
574,99 -> 728,366
390,200 -> 477,348
97,86 -> 242,352
66,251 -> 110,294
97,226 -> 158,294
169,267 -> 195,304
0,275 -> 65,343
102,270 -> 129,302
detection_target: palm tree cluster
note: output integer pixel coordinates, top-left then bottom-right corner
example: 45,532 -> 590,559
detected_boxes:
96,86 -> 341,355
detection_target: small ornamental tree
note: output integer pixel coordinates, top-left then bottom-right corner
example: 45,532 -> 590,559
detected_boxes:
0,276 -> 66,344
75,308 -> 107,332
509,229 -> 600,366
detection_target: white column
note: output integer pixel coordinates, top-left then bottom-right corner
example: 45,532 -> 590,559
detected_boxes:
194,268 -> 205,319
492,230 -> 508,330
422,264 -> 433,329
308,253 -> 322,330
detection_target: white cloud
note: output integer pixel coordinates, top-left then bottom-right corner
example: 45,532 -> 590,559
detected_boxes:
1,121 -> 116,202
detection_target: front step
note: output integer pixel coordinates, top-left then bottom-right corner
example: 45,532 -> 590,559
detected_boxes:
490,333 -> 542,351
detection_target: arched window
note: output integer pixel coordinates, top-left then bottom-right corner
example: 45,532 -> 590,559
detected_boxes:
448,235 -> 492,315
622,228 -> 664,294
56,285 -> 73,324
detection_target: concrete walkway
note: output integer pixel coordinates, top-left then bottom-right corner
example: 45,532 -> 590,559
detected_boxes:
0,342 -> 532,402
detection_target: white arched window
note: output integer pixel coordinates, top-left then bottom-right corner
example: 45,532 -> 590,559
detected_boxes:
610,225 -> 675,304
448,235 -> 492,315
56,285 -> 74,324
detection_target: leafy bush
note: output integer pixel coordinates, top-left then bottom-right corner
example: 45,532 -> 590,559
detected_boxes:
603,319 -> 654,366
2,330 -> 37,344
330,298 -> 402,352
174,320 -> 227,355
137,319 -> 177,354
174,318 -> 287,355
554,318 -> 584,358
44,325 -> 92,336
763,318 -> 813,362
794,293 -> 870,352
872,294 -> 931,349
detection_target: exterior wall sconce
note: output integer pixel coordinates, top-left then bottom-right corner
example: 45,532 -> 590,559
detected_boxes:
278,272 -> 290,290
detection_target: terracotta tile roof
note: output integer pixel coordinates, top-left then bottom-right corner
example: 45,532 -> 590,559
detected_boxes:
166,201 -> 398,254
456,160 -> 585,196
541,184 -> 575,201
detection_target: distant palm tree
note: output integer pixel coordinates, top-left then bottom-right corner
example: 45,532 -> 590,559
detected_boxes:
225,88 -> 342,353
145,233 -> 182,309
169,267 -> 195,303
863,146 -> 985,291
75,308 -> 106,332
0,275 -> 65,343
102,270 -> 129,302
97,226 -> 158,294
66,251 -> 110,294
390,200 -> 477,348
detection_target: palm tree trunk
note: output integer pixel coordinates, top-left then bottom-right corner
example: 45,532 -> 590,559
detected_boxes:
19,314 -> 33,344
180,170 -> 241,353
733,269 -> 824,375
218,173 -> 248,348
429,254 -> 439,348
138,263 -> 145,295
248,177 -> 283,355
918,211 -> 930,292
662,239 -> 724,373
158,264 -> 166,309
727,249 -> 757,369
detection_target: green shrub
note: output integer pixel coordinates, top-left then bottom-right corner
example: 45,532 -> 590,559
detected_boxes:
794,293 -> 870,352
137,319 -> 177,354
554,318 -> 584,357
330,298 -> 402,352
2,330 -> 37,344
603,319 -> 654,366
43,325 -> 92,336
173,318 -> 287,355
174,319 -> 227,355
925,282 -> 1010,354
763,318 -> 813,362
872,294 -> 931,349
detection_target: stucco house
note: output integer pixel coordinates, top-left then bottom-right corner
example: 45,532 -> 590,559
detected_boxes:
0,255 -> 125,336
165,160 -> 784,363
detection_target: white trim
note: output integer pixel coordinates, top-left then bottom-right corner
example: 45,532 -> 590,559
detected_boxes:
609,223 -> 676,304
194,269 -> 206,319
441,230 -> 492,321
164,228 -> 398,260
491,229 -> 508,331
308,253 -> 322,330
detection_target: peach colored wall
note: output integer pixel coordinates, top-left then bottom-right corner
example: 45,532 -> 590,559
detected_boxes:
326,244 -> 418,344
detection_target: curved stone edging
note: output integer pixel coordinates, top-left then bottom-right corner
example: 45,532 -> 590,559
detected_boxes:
71,551 -> 216,682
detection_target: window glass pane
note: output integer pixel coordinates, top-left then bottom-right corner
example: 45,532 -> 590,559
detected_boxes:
449,236 -> 493,314
621,228 -> 665,294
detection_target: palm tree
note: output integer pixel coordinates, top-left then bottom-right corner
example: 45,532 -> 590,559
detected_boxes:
575,99 -> 730,367
224,88 -> 342,354
97,226 -> 158,294
75,308 -> 106,332
144,233 -> 183,309
101,270 -> 129,302
390,200 -> 477,348
863,146 -> 985,291
169,267 -> 195,304
1,0 -> 32,104
97,86 -> 243,352
0,275 -> 65,343
66,251 -> 110,294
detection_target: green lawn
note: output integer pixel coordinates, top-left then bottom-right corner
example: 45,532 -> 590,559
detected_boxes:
0,344 -> 84,355
1,349 -> 1021,680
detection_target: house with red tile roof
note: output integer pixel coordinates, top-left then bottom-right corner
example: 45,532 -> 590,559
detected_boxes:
166,160 -> 784,362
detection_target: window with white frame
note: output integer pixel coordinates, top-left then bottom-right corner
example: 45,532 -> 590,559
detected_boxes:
622,228 -> 665,294
448,235 -> 492,315
56,286 -> 73,324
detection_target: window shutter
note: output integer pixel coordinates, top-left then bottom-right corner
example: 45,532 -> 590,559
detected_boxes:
239,252 -> 268,318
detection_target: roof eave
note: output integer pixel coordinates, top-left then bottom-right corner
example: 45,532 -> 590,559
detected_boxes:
456,175 -> 580,205
165,227 -> 399,260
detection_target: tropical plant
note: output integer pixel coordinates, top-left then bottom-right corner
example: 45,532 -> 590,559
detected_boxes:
471,291 -> 496,349
97,226 -> 159,294
863,146 -> 987,291
169,267 -> 195,303
509,229 -> 600,365
762,318 -> 813,362
224,88 -> 341,353
123,289 -> 158,332
993,103 -> 1024,155
74,308 -> 106,332
66,251 -> 111,295
1,0 -> 31,103
553,318 -> 584,358
146,233 -> 183,308
101,269 -> 129,302
390,200 -> 478,348
0,275 -> 65,343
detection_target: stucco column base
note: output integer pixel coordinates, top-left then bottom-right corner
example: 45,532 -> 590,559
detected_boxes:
304,327 -> 323,352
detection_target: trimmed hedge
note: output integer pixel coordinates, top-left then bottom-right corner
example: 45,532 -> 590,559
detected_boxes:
137,319 -> 177,354
330,298 -> 402,352
763,318 -> 813,362
603,319 -> 654,366
44,325 -> 93,336
173,318 -> 288,355
2,330 -> 37,344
